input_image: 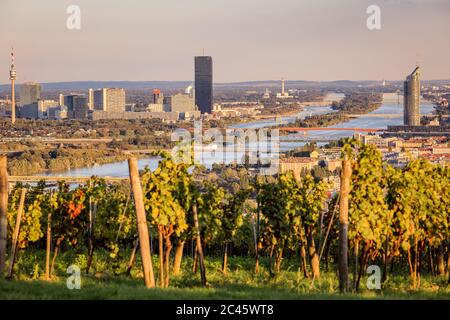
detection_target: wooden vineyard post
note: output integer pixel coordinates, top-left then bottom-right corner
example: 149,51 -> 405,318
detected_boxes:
126,238 -> 139,276
45,190 -> 53,280
339,154 -> 352,293
128,158 -> 155,288
7,188 -> 26,278
0,156 -> 8,276
254,210 -> 260,274
193,203 -> 207,286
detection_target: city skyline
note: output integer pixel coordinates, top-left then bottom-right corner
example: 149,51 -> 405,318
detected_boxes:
1,0 -> 449,84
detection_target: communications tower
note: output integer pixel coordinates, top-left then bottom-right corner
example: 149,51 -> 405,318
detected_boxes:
9,48 -> 17,125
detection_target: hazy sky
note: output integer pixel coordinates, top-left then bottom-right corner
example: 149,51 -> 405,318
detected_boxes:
0,0 -> 449,83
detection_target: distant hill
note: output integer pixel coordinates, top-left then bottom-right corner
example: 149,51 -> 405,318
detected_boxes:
0,81 -> 192,91
0,79 -> 448,92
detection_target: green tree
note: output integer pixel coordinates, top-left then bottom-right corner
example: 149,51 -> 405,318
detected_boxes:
219,189 -> 250,275
142,158 -> 189,287
386,159 -> 449,288
349,144 -> 389,290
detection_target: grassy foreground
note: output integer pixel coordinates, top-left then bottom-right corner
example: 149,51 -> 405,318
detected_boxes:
1,249 -> 449,300
1,277 -> 449,300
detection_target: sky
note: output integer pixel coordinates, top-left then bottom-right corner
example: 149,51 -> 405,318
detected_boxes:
0,0 -> 449,84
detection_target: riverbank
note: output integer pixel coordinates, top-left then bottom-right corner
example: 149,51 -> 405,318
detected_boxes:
7,147 -> 129,176
261,104 -> 330,118
274,92 -> 383,130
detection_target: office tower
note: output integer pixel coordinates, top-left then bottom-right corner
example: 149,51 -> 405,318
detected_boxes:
72,95 -> 89,119
38,100 -> 59,118
64,95 -> 76,111
19,103 -> 39,119
164,93 -> 196,113
93,88 -> 126,113
9,49 -> 16,124
48,105 -> 68,120
0,100 -> 6,117
153,89 -> 164,104
20,82 -> 42,106
88,88 -> 94,110
19,100 -> 58,119
403,66 -> 421,126
195,56 -> 213,114
59,93 -> 65,106
93,90 -> 104,111
63,94 -> 88,119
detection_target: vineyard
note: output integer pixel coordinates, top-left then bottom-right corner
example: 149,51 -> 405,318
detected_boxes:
0,143 -> 449,299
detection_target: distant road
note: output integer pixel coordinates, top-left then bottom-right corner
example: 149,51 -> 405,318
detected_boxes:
9,176 -> 128,184
0,137 -> 116,144
279,127 -> 381,133
347,113 -> 434,118
123,149 -> 171,154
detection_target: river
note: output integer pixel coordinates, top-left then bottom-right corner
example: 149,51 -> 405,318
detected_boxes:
38,93 -> 435,179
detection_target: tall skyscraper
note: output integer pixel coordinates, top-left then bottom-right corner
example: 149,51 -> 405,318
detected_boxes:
195,56 -> 213,114
88,88 -> 94,110
72,95 -> 89,119
93,88 -> 126,113
20,82 -> 42,106
9,49 -> 16,125
64,95 -> 76,111
59,93 -> 65,106
62,94 -> 88,119
403,66 -> 421,126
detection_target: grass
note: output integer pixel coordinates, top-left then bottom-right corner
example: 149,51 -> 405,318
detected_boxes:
1,249 -> 449,300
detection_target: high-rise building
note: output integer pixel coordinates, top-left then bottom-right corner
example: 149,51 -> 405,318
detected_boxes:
153,89 -> 164,104
404,66 -> 421,126
164,93 -> 196,113
59,93 -> 65,106
19,99 -> 59,119
61,94 -> 88,119
48,105 -> 68,120
93,88 -> 126,113
195,56 -> 213,114
72,95 -> 89,119
64,95 -> 77,112
20,82 -> 42,106
88,88 -> 94,110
